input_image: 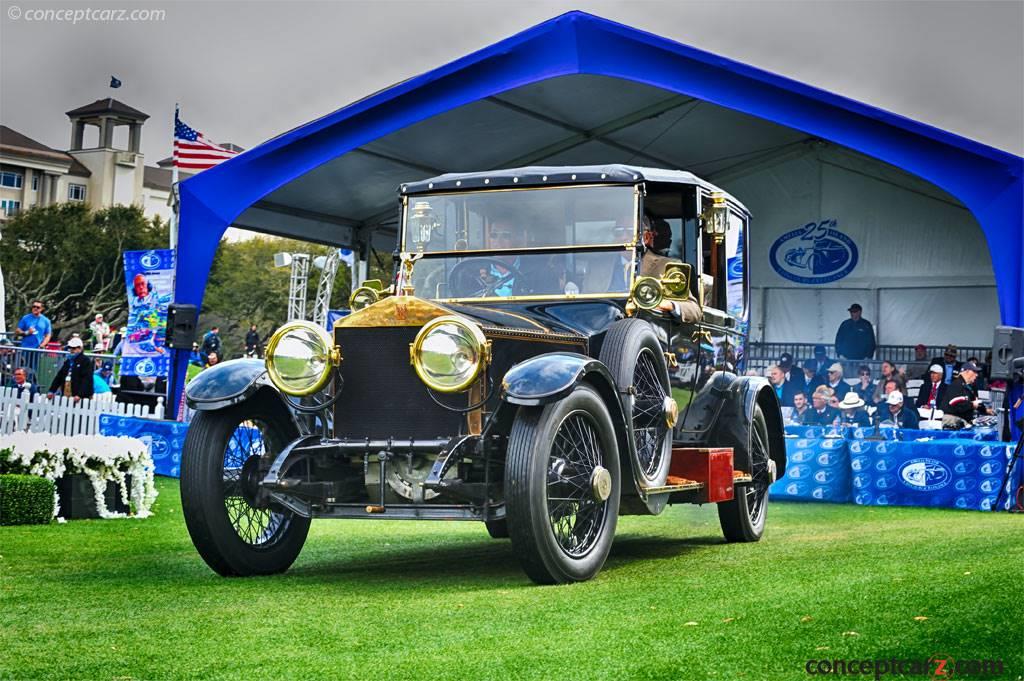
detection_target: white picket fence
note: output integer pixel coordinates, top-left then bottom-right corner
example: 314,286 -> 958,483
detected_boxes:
0,387 -> 165,436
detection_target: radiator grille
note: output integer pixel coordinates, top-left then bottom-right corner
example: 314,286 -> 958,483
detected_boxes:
333,327 -> 461,441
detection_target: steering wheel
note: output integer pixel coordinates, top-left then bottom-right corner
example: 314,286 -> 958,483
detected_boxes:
448,257 -> 525,298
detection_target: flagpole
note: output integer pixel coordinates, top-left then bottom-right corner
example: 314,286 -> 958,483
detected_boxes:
169,104 -> 180,253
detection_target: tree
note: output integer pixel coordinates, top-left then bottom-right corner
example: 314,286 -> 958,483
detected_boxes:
201,236 -> 392,358
0,203 -> 168,336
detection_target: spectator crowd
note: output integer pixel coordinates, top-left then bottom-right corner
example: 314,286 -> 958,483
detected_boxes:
767,339 -> 997,431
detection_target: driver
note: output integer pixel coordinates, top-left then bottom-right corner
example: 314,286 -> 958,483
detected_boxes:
479,220 -> 561,296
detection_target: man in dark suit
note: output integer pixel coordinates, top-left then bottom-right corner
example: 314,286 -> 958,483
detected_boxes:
768,365 -> 798,407
9,367 -> 37,399
47,337 -> 94,401
929,344 -> 962,385
915,364 -> 947,410
800,358 -> 826,396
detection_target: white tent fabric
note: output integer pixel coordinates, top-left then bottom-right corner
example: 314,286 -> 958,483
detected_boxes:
725,146 -> 998,346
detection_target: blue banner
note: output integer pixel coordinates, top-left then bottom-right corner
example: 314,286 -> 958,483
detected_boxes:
849,439 -> 1014,511
122,249 -> 174,377
99,414 -> 188,477
770,437 -> 851,502
772,426 -> 1016,510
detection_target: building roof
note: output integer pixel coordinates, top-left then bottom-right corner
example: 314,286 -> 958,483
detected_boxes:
144,165 -> 191,192
65,98 -> 149,121
0,124 -> 80,168
68,157 -> 92,177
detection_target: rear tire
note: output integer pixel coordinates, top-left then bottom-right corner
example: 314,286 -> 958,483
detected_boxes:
181,392 -> 310,576
718,405 -> 771,542
599,319 -> 672,488
505,384 -> 620,584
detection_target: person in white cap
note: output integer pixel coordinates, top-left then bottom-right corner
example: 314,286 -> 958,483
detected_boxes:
915,364 -> 947,410
882,390 -> 919,429
46,336 -> 94,402
89,313 -> 111,351
825,362 -> 851,400
837,392 -> 870,427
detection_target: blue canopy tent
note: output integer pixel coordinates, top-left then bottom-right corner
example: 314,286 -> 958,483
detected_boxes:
171,10 -> 1023,416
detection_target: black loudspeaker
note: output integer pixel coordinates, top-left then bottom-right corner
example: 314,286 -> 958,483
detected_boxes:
166,303 -> 198,350
991,326 -> 1024,379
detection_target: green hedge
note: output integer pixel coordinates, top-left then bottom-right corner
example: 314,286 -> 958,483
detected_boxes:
0,475 -> 55,525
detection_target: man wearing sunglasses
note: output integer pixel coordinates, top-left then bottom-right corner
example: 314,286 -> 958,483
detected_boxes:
15,300 -> 51,349
928,344 -> 962,385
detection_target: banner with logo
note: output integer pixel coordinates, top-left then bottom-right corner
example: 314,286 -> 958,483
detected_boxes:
99,414 -> 188,477
122,249 -> 174,377
770,426 -> 1014,511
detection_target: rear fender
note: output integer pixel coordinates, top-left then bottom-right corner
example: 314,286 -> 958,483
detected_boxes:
676,372 -> 787,478
500,352 -> 641,495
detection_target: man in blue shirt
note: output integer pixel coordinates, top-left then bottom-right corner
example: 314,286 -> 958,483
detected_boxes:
15,300 -> 51,378
16,300 -> 52,349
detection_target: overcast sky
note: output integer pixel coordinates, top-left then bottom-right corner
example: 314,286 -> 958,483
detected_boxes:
1,0 -> 1021,163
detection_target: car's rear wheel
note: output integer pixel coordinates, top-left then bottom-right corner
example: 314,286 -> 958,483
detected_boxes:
600,319 -> 672,488
505,384 -> 620,584
181,392 -> 310,576
718,405 -> 772,542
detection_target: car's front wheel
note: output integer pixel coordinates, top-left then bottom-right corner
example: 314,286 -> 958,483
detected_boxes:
505,384 -> 620,584
181,392 -> 310,576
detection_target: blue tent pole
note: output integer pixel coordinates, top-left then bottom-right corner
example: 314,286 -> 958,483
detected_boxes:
166,189 -> 229,419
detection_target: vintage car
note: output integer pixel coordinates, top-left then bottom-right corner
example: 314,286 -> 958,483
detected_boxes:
181,165 -> 786,584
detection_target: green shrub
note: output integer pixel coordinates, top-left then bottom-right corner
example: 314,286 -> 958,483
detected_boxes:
0,475 -> 55,525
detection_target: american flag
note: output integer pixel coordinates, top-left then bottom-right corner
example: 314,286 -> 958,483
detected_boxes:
173,111 -> 239,170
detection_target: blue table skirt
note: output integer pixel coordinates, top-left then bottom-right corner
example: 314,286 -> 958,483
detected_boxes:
772,426 -> 1017,511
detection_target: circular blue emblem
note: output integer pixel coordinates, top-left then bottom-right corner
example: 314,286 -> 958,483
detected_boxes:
140,250 -> 162,269
134,358 -> 157,377
898,458 -> 952,492
769,219 -> 858,284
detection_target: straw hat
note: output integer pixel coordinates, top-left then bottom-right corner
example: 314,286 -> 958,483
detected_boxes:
838,392 -> 865,410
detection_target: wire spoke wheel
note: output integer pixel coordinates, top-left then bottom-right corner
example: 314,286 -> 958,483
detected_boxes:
547,411 -> 608,558
718,404 -> 774,543
632,348 -> 669,478
221,419 -> 291,549
505,384 -> 621,584
181,393 -> 311,577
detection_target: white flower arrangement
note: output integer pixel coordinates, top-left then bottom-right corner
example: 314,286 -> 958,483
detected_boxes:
0,433 -> 158,519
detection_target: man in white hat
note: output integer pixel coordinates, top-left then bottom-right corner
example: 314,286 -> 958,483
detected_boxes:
825,362 -> 851,400
46,337 -> 94,402
837,392 -> 870,427
882,390 -> 919,429
915,364 -> 947,410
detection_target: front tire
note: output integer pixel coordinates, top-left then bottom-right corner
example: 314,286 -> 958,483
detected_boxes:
505,384 -> 620,584
181,392 -> 310,576
718,405 -> 772,542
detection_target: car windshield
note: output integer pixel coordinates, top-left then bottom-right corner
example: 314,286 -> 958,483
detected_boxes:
403,185 -> 637,253
401,185 -> 637,301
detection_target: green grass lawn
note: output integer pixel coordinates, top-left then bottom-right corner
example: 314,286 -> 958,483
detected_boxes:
1,477 -> 1021,680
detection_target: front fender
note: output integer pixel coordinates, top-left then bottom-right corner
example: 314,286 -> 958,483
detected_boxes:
501,352 -> 615,406
501,352 -> 649,500
185,358 -> 276,411
677,372 -> 787,478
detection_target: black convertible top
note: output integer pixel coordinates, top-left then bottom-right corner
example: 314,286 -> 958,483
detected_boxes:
400,164 -> 747,213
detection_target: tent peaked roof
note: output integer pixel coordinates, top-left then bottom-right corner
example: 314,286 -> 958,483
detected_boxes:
174,10 -> 1022,323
